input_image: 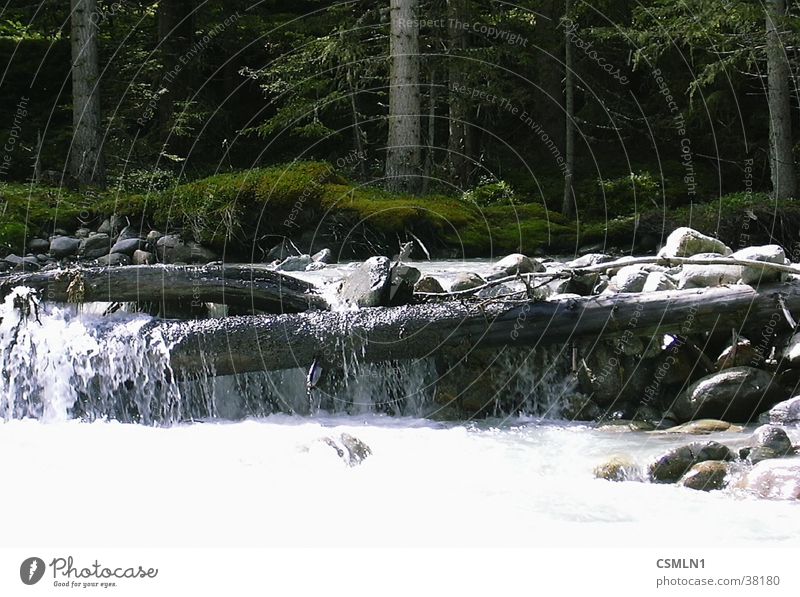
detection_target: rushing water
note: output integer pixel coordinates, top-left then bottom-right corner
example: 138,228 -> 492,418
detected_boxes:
1,260 -> 799,549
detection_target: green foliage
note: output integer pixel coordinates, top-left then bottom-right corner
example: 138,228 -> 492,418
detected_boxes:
591,171 -> 661,217
462,179 -> 517,207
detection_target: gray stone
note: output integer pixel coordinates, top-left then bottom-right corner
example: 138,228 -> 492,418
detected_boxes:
658,227 -> 732,258
566,253 -> 615,268
277,254 -> 312,272
751,424 -> 793,456
388,262 -> 421,306
593,455 -> 640,482
339,256 -> 391,307
49,236 -> 81,258
267,240 -> 298,262
732,244 -> 786,285
116,225 -> 142,242
487,253 -> 543,280
3,254 -> 40,270
450,272 -> 486,292
715,341 -> 763,370
611,264 -> 649,292
648,441 -> 735,483
768,397 -> 800,426
672,367 -> 786,423
28,238 -> 50,253
734,460 -> 800,500
305,261 -> 326,271
132,250 -> 155,265
642,271 -> 676,292
311,248 -> 333,264
110,238 -> 145,255
678,461 -> 729,491
78,233 -> 111,259
97,215 -> 124,236
96,253 -> 131,267
146,230 -> 163,243
677,261 -> 741,289
415,275 -> 445,294
75,228 -> 91,239
156,235 -> 217,264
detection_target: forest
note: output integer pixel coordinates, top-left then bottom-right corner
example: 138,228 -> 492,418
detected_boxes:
1,0 -> 799,260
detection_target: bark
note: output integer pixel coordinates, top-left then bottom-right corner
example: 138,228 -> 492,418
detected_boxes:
70,0 -> 105,187
0,265 -> 327,313
447,0 -> 471,189
162,282 -> 800,378
422,67 -> 437,193
766,0 -> 797,199
562,0 -> 576,217
386,0 -> 422,193
534,0 -> 565,174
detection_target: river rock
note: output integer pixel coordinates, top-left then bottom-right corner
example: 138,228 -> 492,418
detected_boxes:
277,254 -> 312,272
642,271 -> 676,292
767,396 -> 800,426
677,461 -> 729,491
671,367 -> 785,423
49,236 -> 81,258
96,252 -> 131,267
648,441 -> 735,483
450,272 -> 485,292
146,230 -> 163,243
132,250 -> 154,265
593,455 -> 640,482
267,239 -> 298,261
110,238 -> 145,255
715,340 -> 763,370
388,262 -> 421,306
677,259 -> 741,289
28,238 -> 50,253
156,235 -> 217,264
115,225 -> 142,243
312,248 -> 333,264
97,215 -> 124,236
487,253 -> 543,280
3,254 -> 40,270
339,256 -> 391,307
733,244 -> 786,285
749,425 -> 794,462
611,264 -> 649,293
659,227 -> 732,258
567,253 -> 615,268
734,459 -> 800,500
75,228 -> 91,239
415,275 -> 445,294
79,233 -> 111,259
657,419 -> 742,435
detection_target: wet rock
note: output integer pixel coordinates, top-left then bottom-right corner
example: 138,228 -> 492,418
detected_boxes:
767,396 -> 800,426
678,461 -> 729,491
110,238 -> 145,255
312,248 -> 333,264
339,256 -> 391,307
487,253 -> 543,280
750,424 -> 794,459
657,419 -> 742,435
733,244 -> 786,285
277,254 -> 312,272
3,254 -> 40,271
388,262 -> 421,306
566,253 -> 614,268
648,441 -> 735,483
611,264 -> 649,293
450,272 -> 485,292
671,367 -> 785,423
96,253 -> 131,267
156,235 -> 217,264
658,227 -> 732,258
593,455 -> 640,482
642,271 -> 676,292
79,233 -> 111,259
415,275 -> 445,294
28,238 -> 50,253
734,459 -> 800,500
715,340 -> 763,370
132,250 -> 155,265
49,236 -> 81,258
322,433 -> 372,467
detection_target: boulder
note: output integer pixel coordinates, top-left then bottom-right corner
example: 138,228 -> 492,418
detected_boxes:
49,236 -> 81,258
749,425 -> 794,461
658,227 -> 732,258
267,239 -> 298,262
450,272 -> 486,292
339,256 -> 391,307
97,215 -> 124,236
734,459 -> 800,500
732,244 -> 786,285
388,262 -> 421,306
96,253 -> 131,267
109,238 -> 145,255
715,341 -> 763,370
79,233 -> 111,259
312,248 -> 333,264
767,397 -> 800,426
28,238 -> 50,253
611,264 -> 649,293
677,259 -> 741,289
642,271 -> 676,292
277,254 -> 312,272
487,253 -> 543,280
677,461 -> 729,491
146,230 -> 163,243
648,441 -> 735,483
3,254 -> 40,271
671,367 -> 785,423
657,419 -> 742,435
566,253 -> 615,269
593,455 -> 640,482
415,275 -> 445,294
132,250 -> 155,266
75,228 -> 91,239
156,235 -> 217,264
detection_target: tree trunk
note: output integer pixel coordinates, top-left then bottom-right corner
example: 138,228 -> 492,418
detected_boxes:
422,67 -> 437,193
562,0 -> 575,217
447,0 -> 471,189
386,0 -> 422,193
347,65 -> 368,178
766,0 -> 797,199
163,282 -> 799,378
70,0 -> 105,187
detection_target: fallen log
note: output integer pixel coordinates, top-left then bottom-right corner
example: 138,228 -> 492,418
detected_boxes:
0,264 -> 327,313
162,281 -> 800,378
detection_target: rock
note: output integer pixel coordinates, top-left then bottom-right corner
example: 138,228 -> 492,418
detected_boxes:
611,264 -> 649,293
677,261 -> 741,289
648,441 -> 735,483
767,396 -> 800,426
115,225 -> 141,243
593,455 -> 640,482
132,250 -> 155,266
75,228 -> 91,239
415,275 -> 445,294
656,419 -> 742,435
339,256 -> 391,307
305,261 -> 326,271
78,233 -> 111,259
487,253 -> 543,280
734,459 -> 800,500
733,244 -> 786,285
109,238 -> 145,255
321,433 -> 372,467
388,262 -> 421,306
678,461 -> 729,491
277,254 -> 312,272
782,333 -> 800,366
312,248 -> 333,264
156,235 -> 217,264
715,340 -> 763,370
267,239 -> 298,262
566,253 -> 615,268
642,271 -> 676,292
97,215 -> 124,236
671,367 -> 785,423
3,254 -> 40,271
96,252 -> 131,266
49,236 -> 81,258
658,227 -> 732,258
450,272 -> 486,292
146,230 -> 163,243
28,238 -> 50,253
751,424 -> 794,456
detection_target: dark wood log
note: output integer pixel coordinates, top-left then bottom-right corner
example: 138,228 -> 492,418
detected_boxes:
0,265 -> 327,313
162,281 -> 800,378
